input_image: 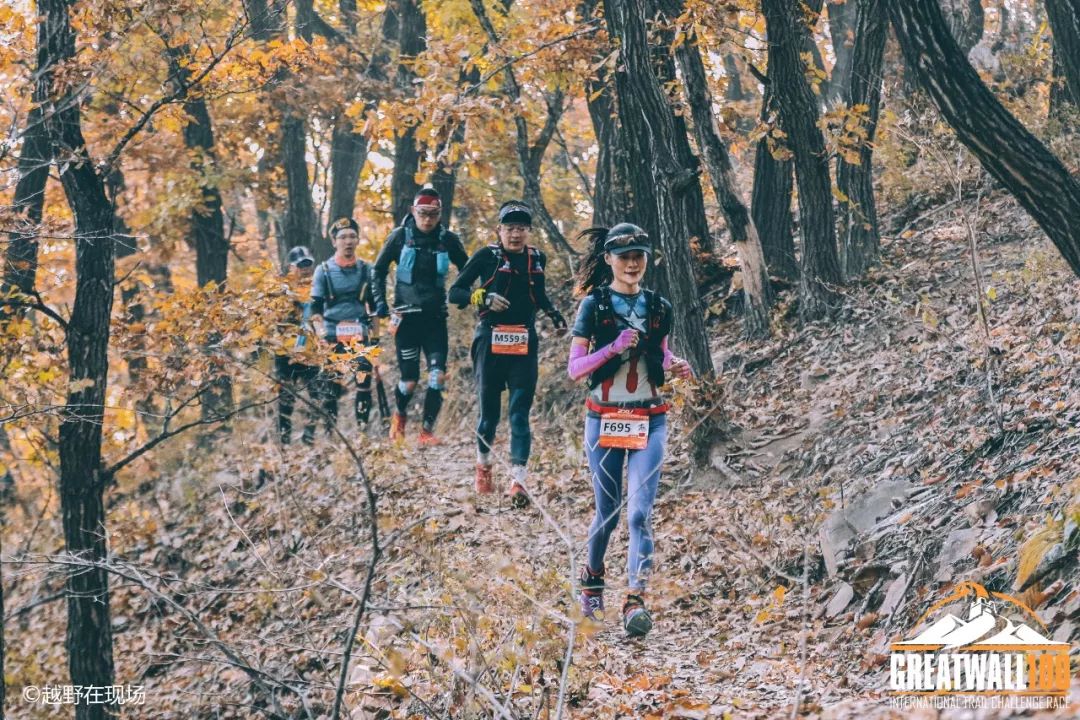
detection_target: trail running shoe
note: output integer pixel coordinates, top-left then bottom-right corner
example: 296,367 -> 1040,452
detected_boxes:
508,481 -> 529,508
417,428 -> 442,447
622,594 -> 652,637
579,566 -> 605,620
389,412 -> 406,444
475,464 -> 494,494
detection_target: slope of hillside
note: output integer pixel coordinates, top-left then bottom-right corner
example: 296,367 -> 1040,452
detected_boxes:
4,186 -> 1079,719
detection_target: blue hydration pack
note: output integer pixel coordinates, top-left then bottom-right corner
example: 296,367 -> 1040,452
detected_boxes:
397,224 -> 451,289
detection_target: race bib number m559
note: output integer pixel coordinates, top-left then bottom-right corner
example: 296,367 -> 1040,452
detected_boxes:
598,411 -> 649,450
491,325 -> 529,355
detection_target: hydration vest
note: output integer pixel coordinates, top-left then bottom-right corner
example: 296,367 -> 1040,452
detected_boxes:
478,243 -> 543,318
396,224 -> 451,289
588,286 -> 670,390
320,260 -> 370,304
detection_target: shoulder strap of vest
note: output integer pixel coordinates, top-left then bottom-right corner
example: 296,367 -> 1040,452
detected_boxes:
320,261 -> 336,302
591,286 -> 611,329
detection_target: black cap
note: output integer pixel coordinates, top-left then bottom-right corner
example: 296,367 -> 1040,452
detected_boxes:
498,200 -> 532,226
329,217 -> 360,237
603,223 -> 651,255
287,246 -> 315,268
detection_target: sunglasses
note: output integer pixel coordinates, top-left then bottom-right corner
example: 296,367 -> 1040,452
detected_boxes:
293,259 -> 314,268
605,232 -> 649,247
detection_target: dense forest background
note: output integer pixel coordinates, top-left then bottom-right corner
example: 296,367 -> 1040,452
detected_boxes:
2,0 -> 1079,717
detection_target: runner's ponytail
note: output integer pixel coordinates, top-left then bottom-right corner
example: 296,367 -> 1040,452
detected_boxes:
574,226 -> 612,297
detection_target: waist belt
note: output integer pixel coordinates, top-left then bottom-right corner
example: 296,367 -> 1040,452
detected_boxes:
585,397 -> 670,416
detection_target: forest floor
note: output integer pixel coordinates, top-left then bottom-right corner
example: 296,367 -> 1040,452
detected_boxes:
4,187 -> 1080,719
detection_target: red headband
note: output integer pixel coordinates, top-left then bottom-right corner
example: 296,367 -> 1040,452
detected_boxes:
414,194 -> 441,208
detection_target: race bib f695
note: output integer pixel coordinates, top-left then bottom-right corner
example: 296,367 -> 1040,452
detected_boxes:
598,411 -> 649,450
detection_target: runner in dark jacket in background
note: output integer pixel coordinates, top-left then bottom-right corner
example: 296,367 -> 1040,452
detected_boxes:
275,245 -> 318,445
448,200 -> 567,505
372,188 -> 468,446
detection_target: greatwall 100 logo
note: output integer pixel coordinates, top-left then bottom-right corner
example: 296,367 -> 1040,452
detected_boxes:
888,581 -> 1072,710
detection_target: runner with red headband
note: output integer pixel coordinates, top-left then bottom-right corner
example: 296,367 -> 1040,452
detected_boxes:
567,223 -> 693,637
372,188 -> 468,446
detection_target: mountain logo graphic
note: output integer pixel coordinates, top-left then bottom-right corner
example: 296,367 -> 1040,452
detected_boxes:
888,582 -> 1070,699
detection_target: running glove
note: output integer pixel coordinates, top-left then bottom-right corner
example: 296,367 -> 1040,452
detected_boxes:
547,309 -> 567,330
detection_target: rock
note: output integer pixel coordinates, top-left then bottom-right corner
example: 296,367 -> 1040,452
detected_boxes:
820,479 -> 914,577
878,573 -> 908,618
934,528 -> 980,582
825,582 -> 854,619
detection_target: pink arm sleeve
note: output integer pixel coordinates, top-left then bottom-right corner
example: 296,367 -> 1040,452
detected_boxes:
568,341 -> 615,381
661,337 -> 677,370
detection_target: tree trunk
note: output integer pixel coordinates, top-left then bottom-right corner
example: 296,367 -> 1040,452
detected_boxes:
836,0 -> 887,279
602,0 -> 713,376
281,3 -> 326,258
762,0 -> 843,320
1046,0 -> 1080,107
579,0 -> 631,227
941,0 -> 986,54
2,107 -> 50,315
585,67 -> 633,227
664,0 -> 772,338
889,0 -> 1080,276
827,0 -> 857,105
389,0 -> 425,226
329,0 -> 396,225
723,52 -> 750,102
40,1 -> 117,716
166,45 -> 234,419
1050,43 -> 1077,127
650,21 -> 713,254
751,84 -> 798,282
429,65 -> 480,221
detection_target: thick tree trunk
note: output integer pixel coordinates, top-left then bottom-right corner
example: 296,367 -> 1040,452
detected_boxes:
836,0 -> 887,279
2,107 -> 50,314
762,0 -> 843,320
664,0 -> 772,338
281,115 -> 324,255
1050,44 -> 1077,126
942,0 -> 986,54
827,0 -> 856,104
602,0 -> 713,376
1046,0 -> 1080,106
751,85 -> 798,282
585,68 -> 633,227
40,1 -> 117,716
389,0 -> 425,226
329,0 -> 396,224
580,0 -> 632,227
650,22 -> 713,254
889,0 -> 1080,276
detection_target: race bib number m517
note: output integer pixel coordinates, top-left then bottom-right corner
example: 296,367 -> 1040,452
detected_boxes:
335,321 -> 367,343
598,411 -> 649,450
491,325 -> 529,355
